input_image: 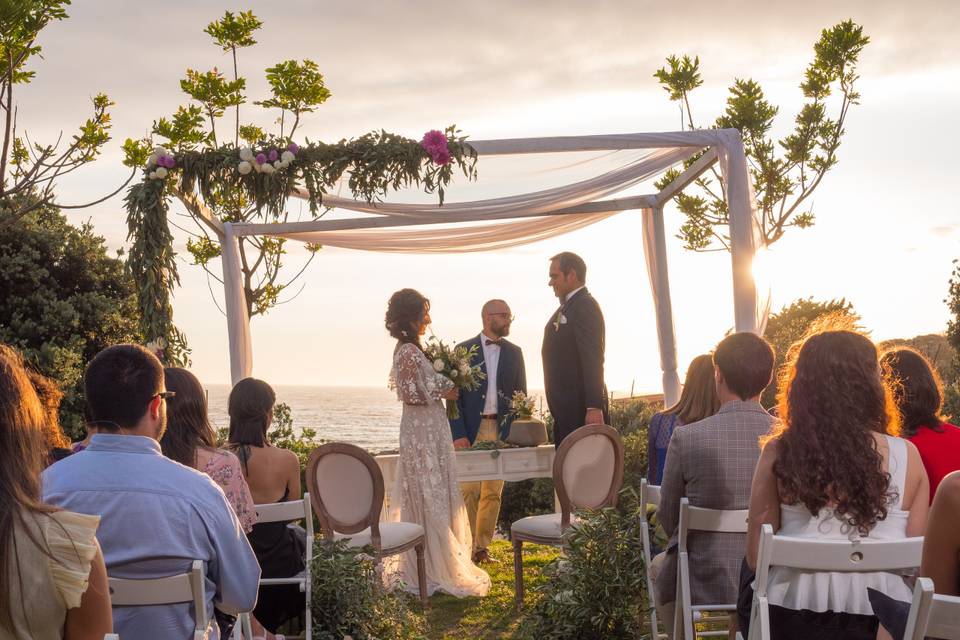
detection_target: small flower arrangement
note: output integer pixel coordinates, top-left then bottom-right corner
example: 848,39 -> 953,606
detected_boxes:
506,390 -> 538,420
421,129 -> 452,165
146,146 -> 176,180
237,142 -> 299,175
423,336 -> 485,419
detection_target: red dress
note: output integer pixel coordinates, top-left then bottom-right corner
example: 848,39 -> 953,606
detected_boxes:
908,422 -> 960,503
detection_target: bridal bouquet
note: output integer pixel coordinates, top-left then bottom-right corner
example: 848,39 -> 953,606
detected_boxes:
424,336 -> 485,419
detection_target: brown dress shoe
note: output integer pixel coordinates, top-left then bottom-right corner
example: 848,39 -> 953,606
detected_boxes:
472,548 -> 498,564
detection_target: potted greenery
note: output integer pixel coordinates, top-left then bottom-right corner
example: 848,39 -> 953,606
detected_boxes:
503,391 -> 548,447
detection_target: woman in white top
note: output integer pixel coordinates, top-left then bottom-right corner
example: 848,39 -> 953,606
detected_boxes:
742,329 -> 929,640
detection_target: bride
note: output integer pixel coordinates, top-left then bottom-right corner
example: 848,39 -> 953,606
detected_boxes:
384,288 -> 491,598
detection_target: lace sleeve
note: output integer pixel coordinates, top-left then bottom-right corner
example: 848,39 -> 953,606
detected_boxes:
394,344 -> 432,405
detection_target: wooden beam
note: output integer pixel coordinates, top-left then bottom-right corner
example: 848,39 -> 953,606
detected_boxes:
232,194 -> 657,236
654,148 -> 719,206
468,132 -> 718,156
171,188 -> 224,237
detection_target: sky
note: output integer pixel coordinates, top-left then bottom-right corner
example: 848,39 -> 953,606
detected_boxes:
18,0 -> 960,392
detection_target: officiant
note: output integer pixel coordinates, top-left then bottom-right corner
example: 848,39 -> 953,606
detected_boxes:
449,299 -> 527,564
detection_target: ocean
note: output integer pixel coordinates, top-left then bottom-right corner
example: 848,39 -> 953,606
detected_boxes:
205,385 -> 551,453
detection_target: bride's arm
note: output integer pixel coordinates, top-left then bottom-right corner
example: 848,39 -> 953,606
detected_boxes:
395,344 -> 432,405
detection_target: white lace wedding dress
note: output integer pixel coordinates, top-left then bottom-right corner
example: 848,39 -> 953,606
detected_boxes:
386,342 -> 491,598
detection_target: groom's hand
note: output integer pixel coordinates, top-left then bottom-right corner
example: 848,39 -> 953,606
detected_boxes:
584,407 -> 605,426
453,437 -> 471,450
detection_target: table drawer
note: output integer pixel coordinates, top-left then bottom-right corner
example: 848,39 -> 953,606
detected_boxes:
456,454 -> 500,478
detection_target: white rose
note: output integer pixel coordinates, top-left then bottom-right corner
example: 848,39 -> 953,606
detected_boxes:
155,167 -> 168,179
459,364 -> 470,375
154,146 -> 167,157
281,150 -> 295,164
237,161 -> 252,175
261,163 -> 275,174
146,153 -> 157,168
239,147 -> 254,162
148,170 -> 157,180
433,359 -> 444,372
273,160 -> 282,169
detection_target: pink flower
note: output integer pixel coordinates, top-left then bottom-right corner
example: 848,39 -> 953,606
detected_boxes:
255,152 -> 267,165
430,147 -> 452,165
421,129 -> 447,152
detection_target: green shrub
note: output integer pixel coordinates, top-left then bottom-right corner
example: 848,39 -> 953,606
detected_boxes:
519,490 -> 647,639
311,539 -> 425,640
609,398 -> 657,439
498,477 -> 556,536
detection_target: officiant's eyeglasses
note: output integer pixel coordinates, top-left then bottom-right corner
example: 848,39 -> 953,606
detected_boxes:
487,312 -> 515,322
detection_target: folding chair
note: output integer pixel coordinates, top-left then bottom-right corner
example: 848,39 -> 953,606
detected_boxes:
108,560 -> 209,640
640,479 -> 664,638
237,493 -> 314,639
511,423 -> 624,607
674,498 -> 748,639
747,523 -> 923,640
903,576 -> 960,640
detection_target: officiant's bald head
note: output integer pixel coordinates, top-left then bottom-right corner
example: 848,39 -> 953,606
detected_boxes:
482,299 -> 512,338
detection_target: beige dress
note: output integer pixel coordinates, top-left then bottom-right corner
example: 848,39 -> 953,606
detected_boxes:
1,509 -> 100,640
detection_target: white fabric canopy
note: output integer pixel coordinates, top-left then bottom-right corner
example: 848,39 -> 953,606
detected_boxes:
211,129 -> 765,402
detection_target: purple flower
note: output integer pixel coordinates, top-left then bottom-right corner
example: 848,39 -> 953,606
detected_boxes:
268,149 -> 279,162
161,155 -> 175,169
255,152 -> 267,165
430,148 -> 452,165
287,142 -> 299,154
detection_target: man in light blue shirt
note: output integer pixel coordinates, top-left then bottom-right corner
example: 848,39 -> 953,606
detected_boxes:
43,345 -> 260,639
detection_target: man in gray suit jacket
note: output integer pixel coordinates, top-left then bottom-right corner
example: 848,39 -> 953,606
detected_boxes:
652,332 -> 775,636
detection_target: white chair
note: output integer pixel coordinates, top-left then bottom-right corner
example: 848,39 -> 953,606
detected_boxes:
747,523 -> 924,640
511,423 -> 624,607
640,479 -> 664,638
104,635 -> 119,639
673,498 -> 748,640
236,493 -> 314,639
903,576 -> 960,640
307,442 -> 428,604
108,560 -> 209,640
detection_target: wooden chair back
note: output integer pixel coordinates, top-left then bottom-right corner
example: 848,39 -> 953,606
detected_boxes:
307,442 -> 385,549
553,423 -> 624,529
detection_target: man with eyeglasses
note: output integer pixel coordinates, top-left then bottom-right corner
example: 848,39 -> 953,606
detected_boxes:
43,344 -> 260,639
449,299 -> 527,564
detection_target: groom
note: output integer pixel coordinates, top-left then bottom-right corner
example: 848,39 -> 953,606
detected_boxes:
542,251 -> 608,446
449,299 -> 527,564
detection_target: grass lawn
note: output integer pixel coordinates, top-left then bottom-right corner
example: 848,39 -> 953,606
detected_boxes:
423,540 -> 560,640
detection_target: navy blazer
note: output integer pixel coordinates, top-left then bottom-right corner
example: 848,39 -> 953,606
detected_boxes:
449,335 -> 527,444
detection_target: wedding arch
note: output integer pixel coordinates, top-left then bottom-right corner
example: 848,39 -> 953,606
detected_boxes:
127,128 -> 766,406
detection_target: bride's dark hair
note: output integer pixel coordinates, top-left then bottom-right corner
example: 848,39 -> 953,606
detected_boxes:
385,289 -> 429,348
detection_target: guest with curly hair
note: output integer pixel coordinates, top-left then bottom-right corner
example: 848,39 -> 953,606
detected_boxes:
880,347 -> 960,502
741,330 -> 929,640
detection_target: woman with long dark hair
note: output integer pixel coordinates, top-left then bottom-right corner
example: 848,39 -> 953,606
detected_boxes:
0,344 -> 112,639
225,377 -> 302,638
742,330 -> 929,639
646,353 -> 720,484
880,347 -> 960,502
384,289 -> 490,597
160,368 -> 256,532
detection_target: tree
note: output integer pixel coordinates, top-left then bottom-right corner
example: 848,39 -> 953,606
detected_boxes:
760,297 -> 861,408
653,20 -> 869,252
944,261 -> 960,421
0,0 -> 144,224
0,204 -> 142,439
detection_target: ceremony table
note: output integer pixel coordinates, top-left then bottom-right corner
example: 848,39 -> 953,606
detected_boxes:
375,445 -> 559,511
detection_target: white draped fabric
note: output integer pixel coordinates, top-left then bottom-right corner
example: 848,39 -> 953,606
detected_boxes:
211,129 -> 765,395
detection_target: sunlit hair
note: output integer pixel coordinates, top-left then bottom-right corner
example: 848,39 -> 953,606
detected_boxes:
879,347 -> 945,438
665,354 -> 720,425
25,368 -> 70,452
765,327 -> 899,536
227,377 -> 276,474
0,344 -> 59,632
385,289 -> 430,348
160,368 -> 217,468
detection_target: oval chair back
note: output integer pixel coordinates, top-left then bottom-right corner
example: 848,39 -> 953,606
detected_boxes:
553,423 -> 624,529
307,442 -> 385,552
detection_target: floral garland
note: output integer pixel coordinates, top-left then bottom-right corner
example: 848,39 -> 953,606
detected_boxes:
125,127 -> 477,365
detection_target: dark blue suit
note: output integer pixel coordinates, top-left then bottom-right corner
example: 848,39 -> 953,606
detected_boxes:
449,335 -> 527,444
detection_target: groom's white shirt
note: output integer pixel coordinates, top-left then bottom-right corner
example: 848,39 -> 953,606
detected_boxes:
480,332 -> 500,415
564,286 -> 586,303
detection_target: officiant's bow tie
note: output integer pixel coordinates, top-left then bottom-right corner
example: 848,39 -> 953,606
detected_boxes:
485,339 -> 501,346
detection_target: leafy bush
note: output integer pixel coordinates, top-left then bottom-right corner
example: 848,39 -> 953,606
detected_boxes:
0,205 -> 142,440
519,490 -> 647,639
498,478 -> 556,536
311,539 -> 425,640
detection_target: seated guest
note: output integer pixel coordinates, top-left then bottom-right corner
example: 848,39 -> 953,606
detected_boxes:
652,333 -> 776,636
646,353 -> 720,484
26,368 -> 73,464
742,330 -> 929,640
43,345 -> 260,640
880,347 -> 960,502
0,344 -> 112,639
161,367 -> 257,533
225,377 -> 303,638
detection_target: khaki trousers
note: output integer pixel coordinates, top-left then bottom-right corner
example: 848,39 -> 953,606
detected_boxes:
460,418 -> 505,551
